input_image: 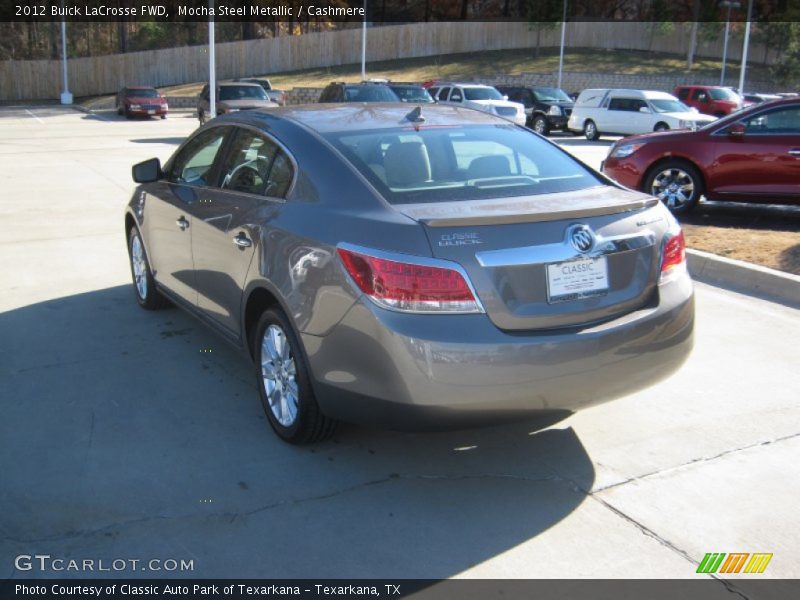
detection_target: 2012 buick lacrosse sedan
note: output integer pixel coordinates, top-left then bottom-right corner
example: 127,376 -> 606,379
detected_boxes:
126,104 -> 694,444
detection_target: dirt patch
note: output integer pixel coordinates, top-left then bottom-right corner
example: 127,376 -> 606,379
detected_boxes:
680,204 -> 800,275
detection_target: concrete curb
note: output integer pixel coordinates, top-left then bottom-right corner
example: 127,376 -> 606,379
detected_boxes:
687,249 -> 800,309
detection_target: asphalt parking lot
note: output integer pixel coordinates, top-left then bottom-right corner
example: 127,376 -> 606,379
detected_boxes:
0,106 -> 798,585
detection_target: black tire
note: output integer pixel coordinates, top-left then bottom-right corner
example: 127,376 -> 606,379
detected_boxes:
116,105 -> 123,116
160,114 -> 167,120
533,115 -> 550,136
127,226 -> 169,310
643,160 -> 703,215
584,119 -> 600,141
714,111 -> 726,118
654,122 -> 670,132
253,308 -> 337,444
198,110 -> 206,126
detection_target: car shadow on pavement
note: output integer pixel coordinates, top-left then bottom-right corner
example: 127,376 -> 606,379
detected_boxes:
0,285 -> 594,579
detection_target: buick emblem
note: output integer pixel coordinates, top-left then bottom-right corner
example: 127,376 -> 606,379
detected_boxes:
568,225 -> 595,253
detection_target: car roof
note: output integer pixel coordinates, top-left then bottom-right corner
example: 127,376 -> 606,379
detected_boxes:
217,103 -> 513,134
218,82 -> 262,88
125,86 -> 157,91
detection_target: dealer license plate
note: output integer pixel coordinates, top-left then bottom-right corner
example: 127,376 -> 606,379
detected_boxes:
546,257 -> 609,303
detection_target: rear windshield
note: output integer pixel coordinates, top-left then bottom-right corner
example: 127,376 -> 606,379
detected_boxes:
325,124 -> 604,205
344,86 -> 400,102
390,86 -> 434,103
463,87 -> 504,101
219,86 -> 268,101
709,88 -> 738,101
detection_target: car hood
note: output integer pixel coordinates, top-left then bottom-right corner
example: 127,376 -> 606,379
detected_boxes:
660,111 -> 717,122
469,99 -> 524,110
126,96 -> 165,104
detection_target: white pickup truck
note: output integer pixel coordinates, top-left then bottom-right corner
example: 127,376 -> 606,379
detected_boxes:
567,89 -> 716,140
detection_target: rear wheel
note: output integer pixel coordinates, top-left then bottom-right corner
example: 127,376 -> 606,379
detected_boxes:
533,115 -> 550,136
584,120 -> 600,141
254,308 -> 336,444
654,122 -> 670,132
714,111 -> 726,118
128,226 -> 169,310
644,160 -> 703,214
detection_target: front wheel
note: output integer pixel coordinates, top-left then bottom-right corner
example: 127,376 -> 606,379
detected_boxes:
254,308 -> 337,444
128,226 -> 169,310
533,115 -> 550,136
654,122 -> 670,132
584,120 -> 600,141
644,160 -> 703,214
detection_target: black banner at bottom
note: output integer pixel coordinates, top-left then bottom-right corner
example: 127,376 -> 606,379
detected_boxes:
3,579 -> 800,600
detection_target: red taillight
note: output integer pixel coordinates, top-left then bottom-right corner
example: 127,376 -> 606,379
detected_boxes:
337,247 -> 481,313
660,230 -> 686,280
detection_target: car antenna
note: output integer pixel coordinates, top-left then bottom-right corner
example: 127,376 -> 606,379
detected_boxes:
405,106 -> 425,124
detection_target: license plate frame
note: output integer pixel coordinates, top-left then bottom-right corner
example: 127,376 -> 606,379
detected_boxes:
546,256 -> 609,304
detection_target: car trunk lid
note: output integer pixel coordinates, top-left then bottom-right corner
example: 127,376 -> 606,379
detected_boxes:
397,187 -> 666,331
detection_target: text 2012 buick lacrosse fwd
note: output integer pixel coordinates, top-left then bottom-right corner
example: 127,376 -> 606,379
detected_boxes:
126,104 -> 694,443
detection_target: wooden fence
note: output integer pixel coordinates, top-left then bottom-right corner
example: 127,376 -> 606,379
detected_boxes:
0,22 -> 771,102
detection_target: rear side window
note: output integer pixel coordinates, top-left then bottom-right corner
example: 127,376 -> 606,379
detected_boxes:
325,124 -> 603,204
170,128 -> 227,186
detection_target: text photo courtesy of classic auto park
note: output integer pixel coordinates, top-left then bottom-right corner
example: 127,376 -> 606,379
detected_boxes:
0,2 -> 799,592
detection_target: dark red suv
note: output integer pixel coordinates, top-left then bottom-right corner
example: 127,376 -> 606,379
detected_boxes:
602,98 -> 800,213
674,85 -> 742,117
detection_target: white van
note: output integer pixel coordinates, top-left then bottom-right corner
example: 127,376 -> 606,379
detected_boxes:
567,89 -> 716,140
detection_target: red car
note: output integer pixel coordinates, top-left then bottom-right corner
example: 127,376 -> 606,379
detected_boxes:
674,85 -> 742,117
602,97 -> 800,213
116,86 -> 168,119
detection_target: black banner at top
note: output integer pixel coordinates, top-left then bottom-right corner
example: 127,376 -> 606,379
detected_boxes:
2,0 -> 799,23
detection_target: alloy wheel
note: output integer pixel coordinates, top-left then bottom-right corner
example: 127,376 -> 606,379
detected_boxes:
130,233 -> 148,300
650,168 -> 695,210
261,324 -> 299,427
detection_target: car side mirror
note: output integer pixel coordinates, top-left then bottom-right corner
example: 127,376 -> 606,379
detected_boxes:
728,122 -> 746,138
132,158 -> 163,183
639,106 -> 651,113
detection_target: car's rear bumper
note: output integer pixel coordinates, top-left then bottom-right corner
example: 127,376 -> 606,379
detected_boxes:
303,275 -> 694,430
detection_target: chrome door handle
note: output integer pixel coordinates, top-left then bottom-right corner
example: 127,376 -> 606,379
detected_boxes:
788,149 -> 800,156
176,216 -> 189,230
232,233 -> 252,248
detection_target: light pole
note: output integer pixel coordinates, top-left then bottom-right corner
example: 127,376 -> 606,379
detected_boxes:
557,0 -> 567,89
209,2 -> 216,119
719,1 -> 740,86
361,0 -> 367,80
738,0 -> 753,95
59,20 -> 72,104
